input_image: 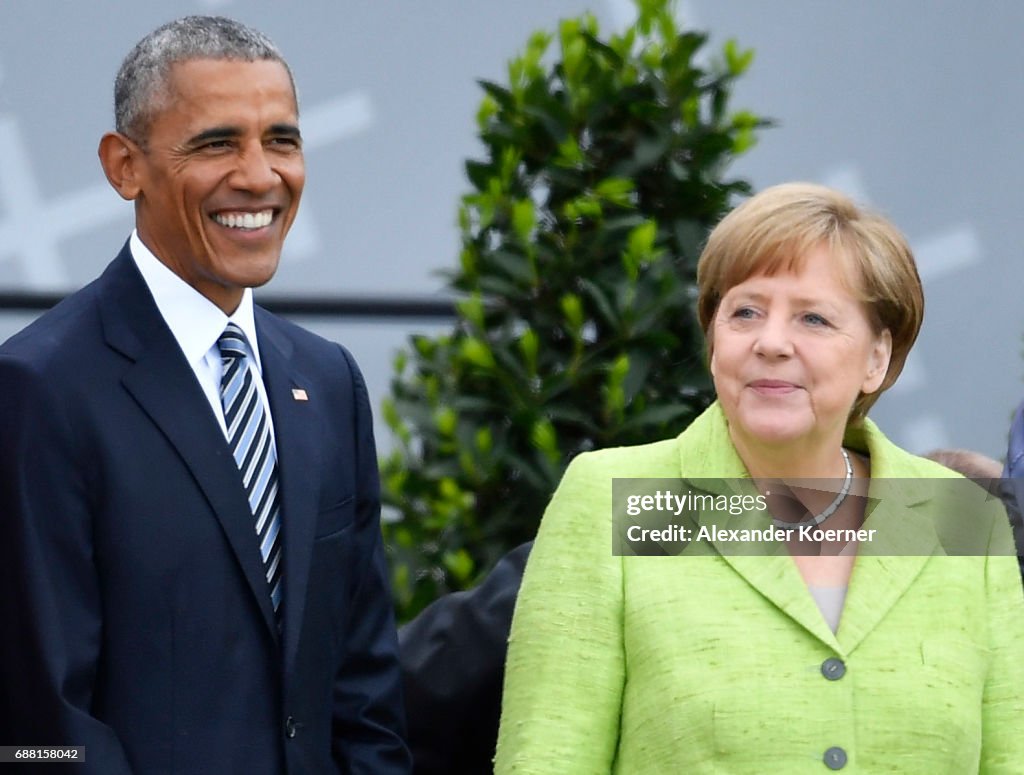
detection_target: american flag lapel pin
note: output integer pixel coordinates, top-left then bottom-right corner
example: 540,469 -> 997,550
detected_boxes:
292,388 -> 309,401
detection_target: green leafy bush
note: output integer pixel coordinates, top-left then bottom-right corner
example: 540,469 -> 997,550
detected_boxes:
381,0 -> 770,621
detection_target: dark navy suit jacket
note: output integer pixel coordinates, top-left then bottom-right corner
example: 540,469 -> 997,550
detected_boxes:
0,244 -> 411,773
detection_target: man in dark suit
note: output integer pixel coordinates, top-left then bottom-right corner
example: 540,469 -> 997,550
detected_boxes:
0,16 -> 410,773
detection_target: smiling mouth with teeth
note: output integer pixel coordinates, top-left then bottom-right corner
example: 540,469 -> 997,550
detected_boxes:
212,210 -> 274,230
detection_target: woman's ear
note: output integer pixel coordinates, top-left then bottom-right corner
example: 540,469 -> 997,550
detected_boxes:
98,132 -> 143,201
862,329 -> 893,394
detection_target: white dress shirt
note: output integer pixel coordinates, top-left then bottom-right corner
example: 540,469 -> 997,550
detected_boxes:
129,230 -> 277,442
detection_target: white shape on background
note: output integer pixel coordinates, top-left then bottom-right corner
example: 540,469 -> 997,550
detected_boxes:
281,208 -> 319,263
821,164 -> 982,284
0,91 -> 376,284
913,226 -> 981,283
281,91 -> 376,263
889,351 -> 926,396
299,91 -> 375,148
0,115 -> 121,287
887,228 -> 979,397
821,164 -> 869,204
901,415 -> 951,454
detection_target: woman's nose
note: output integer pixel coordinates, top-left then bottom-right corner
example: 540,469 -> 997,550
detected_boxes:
752,315 -> 794,358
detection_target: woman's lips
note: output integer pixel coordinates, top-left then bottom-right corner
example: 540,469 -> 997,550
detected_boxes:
748,379 -> 800,395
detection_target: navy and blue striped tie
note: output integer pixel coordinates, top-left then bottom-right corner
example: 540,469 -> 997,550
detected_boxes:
217,323 -> 283,621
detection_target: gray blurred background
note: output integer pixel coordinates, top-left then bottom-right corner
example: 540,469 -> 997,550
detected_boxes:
1,0 -> 1021,459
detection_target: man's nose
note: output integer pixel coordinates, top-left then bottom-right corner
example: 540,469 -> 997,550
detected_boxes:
230,143 -> 278,194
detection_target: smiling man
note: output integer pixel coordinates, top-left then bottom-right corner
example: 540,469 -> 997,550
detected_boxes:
0,16 -> 411,774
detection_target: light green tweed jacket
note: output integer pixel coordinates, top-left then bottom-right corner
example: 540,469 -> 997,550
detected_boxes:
495,403 -> 1024,774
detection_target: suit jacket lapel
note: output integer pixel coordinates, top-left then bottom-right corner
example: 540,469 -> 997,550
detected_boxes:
100,247 -> 281,645
255,310 -> 320,672
835,470 -> 939,654
692,488 -> 839,648
676,406 -> 837,647
720,553 -> 841,649
675,403 -> 942,653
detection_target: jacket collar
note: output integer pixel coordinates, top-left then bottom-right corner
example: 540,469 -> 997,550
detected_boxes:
675,401 -> 934,484
672,402 -> 942,654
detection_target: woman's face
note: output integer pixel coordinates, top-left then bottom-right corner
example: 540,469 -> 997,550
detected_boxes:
710,244 -> 892,452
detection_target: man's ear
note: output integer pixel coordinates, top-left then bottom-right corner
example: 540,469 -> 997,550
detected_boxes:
98,132 -> 143,201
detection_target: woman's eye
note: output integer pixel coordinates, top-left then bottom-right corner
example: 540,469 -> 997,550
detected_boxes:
802,312 -> 829,327
732,307 -> 757,320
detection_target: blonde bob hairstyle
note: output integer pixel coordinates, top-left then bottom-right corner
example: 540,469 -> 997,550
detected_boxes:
696,182 -> 923,422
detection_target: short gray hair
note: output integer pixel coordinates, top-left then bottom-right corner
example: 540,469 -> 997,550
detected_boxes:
114,15 -> 296,141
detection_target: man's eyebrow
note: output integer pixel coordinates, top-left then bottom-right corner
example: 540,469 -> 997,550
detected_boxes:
185,124 -> 302,147
186,126 -> 242,146
267,123 -> 302,139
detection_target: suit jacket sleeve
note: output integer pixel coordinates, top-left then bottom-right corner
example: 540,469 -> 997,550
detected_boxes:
494,453 -> 623,774
399,540 -> 532,774
329,345 -> 412,773
0,355 -> 134,773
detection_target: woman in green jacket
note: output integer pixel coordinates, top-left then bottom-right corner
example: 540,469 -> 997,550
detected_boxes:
495,182 -> 1024,773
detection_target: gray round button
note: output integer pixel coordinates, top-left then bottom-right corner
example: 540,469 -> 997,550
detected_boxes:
824,746 -> 847,770
821,658 -> 846,681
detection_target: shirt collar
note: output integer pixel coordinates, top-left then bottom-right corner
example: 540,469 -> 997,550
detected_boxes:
129,230 -> 262,371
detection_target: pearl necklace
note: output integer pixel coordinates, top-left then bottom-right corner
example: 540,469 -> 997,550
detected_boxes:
771,448 -> 853,531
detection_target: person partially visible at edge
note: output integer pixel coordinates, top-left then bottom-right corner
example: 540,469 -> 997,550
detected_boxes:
494,182 -> 1024,773
925,448 -> 1023,578
1004,402 -> 1024,480
400,542 -> 532,774
924,447 -> 1004,500
999,407 -> 1024,578
0,16 -> 411,773
925,448 -> 1002,482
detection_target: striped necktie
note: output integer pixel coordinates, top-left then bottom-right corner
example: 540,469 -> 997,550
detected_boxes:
217,323 -> 283,622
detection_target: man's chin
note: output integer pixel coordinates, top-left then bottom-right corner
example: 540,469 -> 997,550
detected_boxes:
222,255 -> 283,289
